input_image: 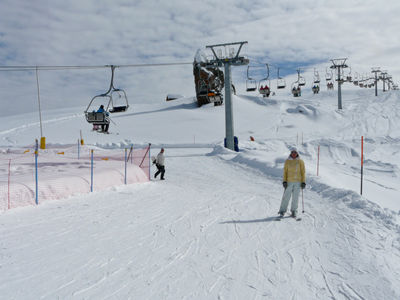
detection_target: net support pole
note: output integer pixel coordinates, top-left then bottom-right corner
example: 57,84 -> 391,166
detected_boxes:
317,145 -> 320,176
35,139 -> 39,205
124,148 -> 127,185
8,159 -> 11,209
148,143 -> 151,180
90,150 -> 94,192
360,136 -> 364,195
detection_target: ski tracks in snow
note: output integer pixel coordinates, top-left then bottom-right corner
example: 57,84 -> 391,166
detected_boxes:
0,148 -> 399,299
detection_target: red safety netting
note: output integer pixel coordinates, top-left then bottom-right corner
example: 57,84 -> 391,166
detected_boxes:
0,145 -> 151,211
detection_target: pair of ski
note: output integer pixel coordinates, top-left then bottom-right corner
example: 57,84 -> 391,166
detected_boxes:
275,214 -> 302,221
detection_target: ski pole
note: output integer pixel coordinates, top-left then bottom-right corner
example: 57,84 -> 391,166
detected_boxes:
302,189 -> 305,213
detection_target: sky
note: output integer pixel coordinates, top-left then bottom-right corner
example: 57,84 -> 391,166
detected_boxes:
0,0 -> 399,116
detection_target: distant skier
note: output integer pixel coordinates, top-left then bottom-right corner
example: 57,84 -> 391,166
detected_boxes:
154,148 -> 165,180
278,148 -> 306,218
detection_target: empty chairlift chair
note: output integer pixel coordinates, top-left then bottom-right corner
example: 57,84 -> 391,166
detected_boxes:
277,68 -> 286,89
246,66 -> 258,92
296,69 -> 306,87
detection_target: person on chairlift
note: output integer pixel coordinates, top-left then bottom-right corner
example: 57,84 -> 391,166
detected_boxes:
97,105 -> 110,133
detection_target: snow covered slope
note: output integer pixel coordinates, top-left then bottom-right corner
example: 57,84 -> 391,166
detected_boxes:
0,87 -> 400,299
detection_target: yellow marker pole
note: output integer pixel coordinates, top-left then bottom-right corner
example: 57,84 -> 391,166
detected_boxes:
40,137 -> 46,150
80,130 -> 84,145
36,67 -> 46,149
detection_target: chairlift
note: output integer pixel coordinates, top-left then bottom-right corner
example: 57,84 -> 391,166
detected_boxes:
325,68 -> 332,81
84,65 -> 129,129
258,64 -> 271,97
313,69 -> 320,84
327,81 -> 334,90
312,84 -> 320,94
353,72 -> 359,85
246,66 -> 257,92
277,68 -> 286,89
346,67 -> 352,82
297,69 -> 306,86
291,82 -> 301,97
359,77 -> 364,88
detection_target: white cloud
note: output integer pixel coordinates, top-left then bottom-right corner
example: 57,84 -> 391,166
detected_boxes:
0,0 -> 399,116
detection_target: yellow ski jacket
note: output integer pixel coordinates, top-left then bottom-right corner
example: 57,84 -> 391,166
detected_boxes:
283,157 -> 306,183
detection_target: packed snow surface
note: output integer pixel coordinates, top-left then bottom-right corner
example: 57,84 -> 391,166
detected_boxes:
1,87 -> 400,299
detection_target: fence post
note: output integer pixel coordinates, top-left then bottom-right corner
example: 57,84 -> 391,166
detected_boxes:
124,148 -> 127,185
90,149 -> 94,192
8,159 -> 11,209
35,139 -> 39,205
360,136 -> 364,195
148,143 -> 151,180
317,145 -> 320,176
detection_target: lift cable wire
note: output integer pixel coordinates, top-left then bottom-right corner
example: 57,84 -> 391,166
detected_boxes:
0,62 -> 193,72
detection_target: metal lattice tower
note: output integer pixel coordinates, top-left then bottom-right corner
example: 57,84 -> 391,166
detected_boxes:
330,58 -> 348,110
371,67 -> 381,97
206,41 -> 249,151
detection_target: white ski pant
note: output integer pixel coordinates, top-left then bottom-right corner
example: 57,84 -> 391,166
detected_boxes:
279,182 -> 301,214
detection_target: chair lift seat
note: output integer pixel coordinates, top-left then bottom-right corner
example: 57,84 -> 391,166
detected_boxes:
86,111 -> 110,125
109,105 -> 128,113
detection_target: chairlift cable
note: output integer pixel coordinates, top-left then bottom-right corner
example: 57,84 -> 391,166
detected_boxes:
0,62 -> 193,72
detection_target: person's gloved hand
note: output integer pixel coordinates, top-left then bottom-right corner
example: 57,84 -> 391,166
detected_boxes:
283,181 -> 288,189
301,182 -> 306,189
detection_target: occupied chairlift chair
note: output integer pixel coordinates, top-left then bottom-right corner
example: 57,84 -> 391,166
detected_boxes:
84,65 -> 129,129
359,75 -> 365,88
312,69 -> 320,94
346,67 -> 352,82
325,69 -> 334,90
353,72 -> 359,86
291,82 -> 301,97
277,68 -> 286,89
258,64 -> 271,97
291,75 -> 301,97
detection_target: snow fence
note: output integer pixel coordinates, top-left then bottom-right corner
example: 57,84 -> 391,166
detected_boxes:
0,145 -> 150,211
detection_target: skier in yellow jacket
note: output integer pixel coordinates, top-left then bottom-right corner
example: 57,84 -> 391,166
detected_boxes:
278,148 -> 306,218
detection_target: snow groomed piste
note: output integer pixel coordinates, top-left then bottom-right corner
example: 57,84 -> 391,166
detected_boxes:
0,81 -> 399,298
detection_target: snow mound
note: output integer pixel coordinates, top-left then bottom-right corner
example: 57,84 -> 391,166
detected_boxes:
286,104 -> 318,118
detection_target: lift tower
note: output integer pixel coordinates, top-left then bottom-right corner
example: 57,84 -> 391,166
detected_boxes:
381,71 -> 388,92
330,58 -> 348,110
206,42 -> 249,151
371,68 -> 381,97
